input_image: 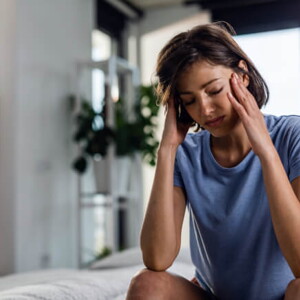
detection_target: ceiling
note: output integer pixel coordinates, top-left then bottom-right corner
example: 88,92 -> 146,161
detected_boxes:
99,0 -> 300,39
125,0 -> 185,9
125,0 -> 290,10
124,0 -> 300,34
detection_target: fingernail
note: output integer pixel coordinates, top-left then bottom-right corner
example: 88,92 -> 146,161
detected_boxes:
234,73 -> 242,83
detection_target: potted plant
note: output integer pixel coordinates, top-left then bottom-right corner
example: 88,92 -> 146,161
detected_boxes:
114,85 -> 159,165
71,99 -> 114,174
70,85 -> 160,255
71,84 -> 159,176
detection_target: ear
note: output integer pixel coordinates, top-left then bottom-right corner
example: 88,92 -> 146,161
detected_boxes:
238,60 -> 250,87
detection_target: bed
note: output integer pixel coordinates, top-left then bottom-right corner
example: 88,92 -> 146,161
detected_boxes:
0,247 -> 194,299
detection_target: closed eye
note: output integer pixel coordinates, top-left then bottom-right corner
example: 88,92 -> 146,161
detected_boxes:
208,87 -> 223,96
182,98 -> 195,106
181,87 -> 223,106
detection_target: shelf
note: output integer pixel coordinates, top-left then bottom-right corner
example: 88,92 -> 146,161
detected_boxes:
76,56 -> 142,268
80,191 -> 138,199
80,191 -> 110,198
77,56 -> 140,81
80,201 -> 133,210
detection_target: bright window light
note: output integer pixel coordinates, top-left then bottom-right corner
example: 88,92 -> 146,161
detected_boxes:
91,30 -> 112,113
235,28 -> 300,116
92,30 -> 111,61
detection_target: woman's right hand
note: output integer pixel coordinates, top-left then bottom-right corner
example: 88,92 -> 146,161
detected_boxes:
160,97 -> 192,148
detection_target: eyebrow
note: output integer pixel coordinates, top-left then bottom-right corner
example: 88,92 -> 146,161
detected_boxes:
178,78 -> 221,95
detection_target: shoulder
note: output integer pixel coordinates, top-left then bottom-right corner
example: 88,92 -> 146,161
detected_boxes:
265,114 -> 300,135
176,129 -> 207,161
180,130 -> 207,150
266,115 -> 300,157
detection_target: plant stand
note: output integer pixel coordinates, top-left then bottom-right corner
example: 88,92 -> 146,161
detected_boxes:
74,56 -> 143,268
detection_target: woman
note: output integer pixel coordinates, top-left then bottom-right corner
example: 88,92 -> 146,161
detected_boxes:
126,22 -> 300,300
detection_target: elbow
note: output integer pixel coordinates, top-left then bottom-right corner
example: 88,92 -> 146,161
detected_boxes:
289,255 -> 300,278
142,255 -> 173,272
141,247 -> 177,272
140,236 -> 180,271
292,267 -> 300,279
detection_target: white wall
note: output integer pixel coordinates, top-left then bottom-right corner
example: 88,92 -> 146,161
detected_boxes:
0,0 -> 94,274
0,0 -> 18,275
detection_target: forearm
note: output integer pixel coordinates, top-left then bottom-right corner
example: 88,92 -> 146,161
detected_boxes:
140,144 -> 179,270
260,149 -> 300,277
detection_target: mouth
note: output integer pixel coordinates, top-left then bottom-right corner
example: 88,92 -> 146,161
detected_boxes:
204,116 -> 225,127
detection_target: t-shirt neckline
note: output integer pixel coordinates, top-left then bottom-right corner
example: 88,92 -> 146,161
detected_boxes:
204,132 -> 255,173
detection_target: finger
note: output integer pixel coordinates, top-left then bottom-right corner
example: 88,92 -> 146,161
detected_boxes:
231,73 -> 258,112
165,97 -> 174,113
227,91 -> 248,120
237,81 -> 259,111
230,74 -> 247,100
230,73 -> 252,112
167,96 -> 176,108
164,104 -> 168,115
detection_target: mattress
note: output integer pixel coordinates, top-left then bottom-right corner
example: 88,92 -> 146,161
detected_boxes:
0,247 -> 194,299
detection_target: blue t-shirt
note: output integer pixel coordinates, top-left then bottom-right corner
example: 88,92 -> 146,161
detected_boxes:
174,115 -> 300,300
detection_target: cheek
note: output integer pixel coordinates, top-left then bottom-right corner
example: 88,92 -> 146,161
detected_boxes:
219,85 -> 233,103
215,91 -> 229,106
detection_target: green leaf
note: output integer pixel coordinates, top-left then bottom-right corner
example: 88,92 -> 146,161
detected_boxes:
70,84 -> 160,174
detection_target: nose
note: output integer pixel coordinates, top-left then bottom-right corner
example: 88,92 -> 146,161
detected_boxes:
196,94 -> 215,116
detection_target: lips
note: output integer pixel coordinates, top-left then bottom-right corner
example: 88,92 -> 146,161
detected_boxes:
204,116 -> 225,127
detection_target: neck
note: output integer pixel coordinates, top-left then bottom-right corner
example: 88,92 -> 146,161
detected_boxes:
210,121 -> 252,168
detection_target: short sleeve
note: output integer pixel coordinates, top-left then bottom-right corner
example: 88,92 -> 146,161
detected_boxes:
174,153 -> 184,188
288,117 -> 300,182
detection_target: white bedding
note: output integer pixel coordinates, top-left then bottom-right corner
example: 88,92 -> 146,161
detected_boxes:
0,248 -> 194,300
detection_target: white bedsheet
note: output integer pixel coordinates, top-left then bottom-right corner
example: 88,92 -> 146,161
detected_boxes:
0,248 -> 194,300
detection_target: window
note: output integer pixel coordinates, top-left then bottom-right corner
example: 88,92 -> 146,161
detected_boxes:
92,30 -> 112,113
235,28 -> 300,115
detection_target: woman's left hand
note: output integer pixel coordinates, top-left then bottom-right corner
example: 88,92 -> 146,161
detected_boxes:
227,72 -> 275,158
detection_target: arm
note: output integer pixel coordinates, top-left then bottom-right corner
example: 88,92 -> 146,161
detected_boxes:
260,152 -> 300,278
228,72 -> 300,277
140,98 -> 191,271
141,147 -> 186,271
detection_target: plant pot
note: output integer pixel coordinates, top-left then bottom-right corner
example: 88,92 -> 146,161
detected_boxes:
114,156 -> 131,197
93,156 -> 132,195
93,158 -> 110,193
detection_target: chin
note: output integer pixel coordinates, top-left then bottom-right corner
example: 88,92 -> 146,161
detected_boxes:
209,131 -> 228,138
206,124 -> 234,137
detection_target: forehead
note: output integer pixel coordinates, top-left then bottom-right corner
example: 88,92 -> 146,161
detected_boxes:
177,61 -> 231,90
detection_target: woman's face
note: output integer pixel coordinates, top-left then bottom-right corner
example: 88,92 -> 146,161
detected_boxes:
176,60 -> 242,137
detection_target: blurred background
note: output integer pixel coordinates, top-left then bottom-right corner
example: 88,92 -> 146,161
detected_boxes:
0,0 -> 299,275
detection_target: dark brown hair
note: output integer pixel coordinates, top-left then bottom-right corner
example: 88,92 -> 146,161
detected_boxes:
155,21 -> 269,128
